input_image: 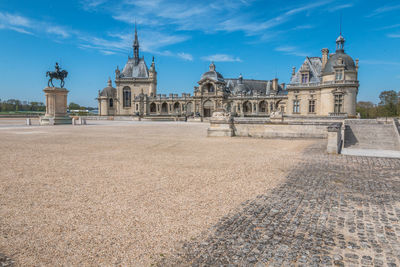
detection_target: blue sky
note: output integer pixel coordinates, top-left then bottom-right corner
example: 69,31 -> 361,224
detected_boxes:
0,0 -> 399,107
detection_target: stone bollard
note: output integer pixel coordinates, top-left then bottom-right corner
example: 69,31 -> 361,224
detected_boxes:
327,123 -> 342,154
49,117 -> 55,126
26,118 -> 31,126
72,118 -> 76,125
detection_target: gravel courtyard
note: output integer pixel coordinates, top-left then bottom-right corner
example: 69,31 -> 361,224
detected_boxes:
0,120 -> 315,266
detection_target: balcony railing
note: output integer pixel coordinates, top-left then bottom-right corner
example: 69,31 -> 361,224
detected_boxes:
287,80 -> 358,88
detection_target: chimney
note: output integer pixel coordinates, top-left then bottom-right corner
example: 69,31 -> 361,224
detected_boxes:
272,78 -> 278,91
321,48 -> 329,69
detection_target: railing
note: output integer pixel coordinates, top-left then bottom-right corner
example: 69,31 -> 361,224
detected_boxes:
329,112 -> 348,118
287,80 -> 358,88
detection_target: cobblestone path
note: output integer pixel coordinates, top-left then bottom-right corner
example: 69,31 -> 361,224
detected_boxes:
163,145 -> 400,266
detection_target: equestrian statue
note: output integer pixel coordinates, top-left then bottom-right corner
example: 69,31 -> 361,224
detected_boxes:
46,62 -> 68,88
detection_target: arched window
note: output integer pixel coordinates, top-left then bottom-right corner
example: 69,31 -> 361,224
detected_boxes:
243,101 -> 252,113
123,87 -> 131,107
203,100 -> 214,117
173,102 -> 180,113
109,98 -> 113,108
259,101 -> 266,113
161,102 -> 168,113
186,102 -> 193,114
150,102 -> 156,113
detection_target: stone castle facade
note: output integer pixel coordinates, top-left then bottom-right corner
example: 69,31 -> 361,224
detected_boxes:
97,29 -> 359,118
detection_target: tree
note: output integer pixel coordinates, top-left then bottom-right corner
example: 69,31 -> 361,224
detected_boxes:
68,102 -> 80,110
356,101 -> 376,118
378,90 -> 398,117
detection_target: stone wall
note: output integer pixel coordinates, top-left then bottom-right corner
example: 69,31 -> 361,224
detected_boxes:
233,121 -> 330,139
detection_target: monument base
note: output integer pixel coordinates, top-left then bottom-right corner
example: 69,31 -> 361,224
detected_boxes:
39,115 -> 72,125
40,87 -> 72,125
207,110 -> 234,137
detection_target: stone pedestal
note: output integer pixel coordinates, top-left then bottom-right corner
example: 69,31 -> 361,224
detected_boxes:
40,87 -> 72,125
207,110 -> 234,137
327,123 -> 342,154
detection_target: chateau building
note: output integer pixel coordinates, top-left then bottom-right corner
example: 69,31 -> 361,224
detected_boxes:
98,29 -> 359,118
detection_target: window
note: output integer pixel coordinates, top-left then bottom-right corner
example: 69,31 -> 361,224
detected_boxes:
308,100 -> 315,113
150,103 -> 156,113
123,87 -> 131,107
335,70 -> 343,81
293,100 -> 300,113
136,104 -> 139,111
301,73 -> 308,83
109,98 -> 113,108
334,94 -> 343,113
204,83 -> 214,93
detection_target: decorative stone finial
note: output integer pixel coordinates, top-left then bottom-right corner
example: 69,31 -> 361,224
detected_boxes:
209,62 -> 216,71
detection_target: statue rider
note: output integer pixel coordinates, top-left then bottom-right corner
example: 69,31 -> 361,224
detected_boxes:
55,62 -> 60,75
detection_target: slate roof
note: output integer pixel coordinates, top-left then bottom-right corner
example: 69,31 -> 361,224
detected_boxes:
226,78 -> 286,95
290,57 -> 322,84
120,57 -> 149,78
322,50 -> 356,74
201,70 -> 225,82
100,78 -> 116,97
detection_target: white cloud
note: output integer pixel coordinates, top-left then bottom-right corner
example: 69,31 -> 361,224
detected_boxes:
328,3 -> 353,12
46,26 -> 70,38
80,0 -> 108,10
366,4 -> 400,18
360,60 -> 400,66
202,54 -> 242,62
0,12 -> 34,35
177,52 -> 193,61
293,24 -> 314,30
387,33 -> 400,38
275,46 -> 308,57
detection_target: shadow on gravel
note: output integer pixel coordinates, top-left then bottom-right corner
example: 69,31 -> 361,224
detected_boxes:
159,143 -> 400,266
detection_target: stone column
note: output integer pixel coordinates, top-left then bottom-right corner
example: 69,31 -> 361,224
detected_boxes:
40,87 -> 72,125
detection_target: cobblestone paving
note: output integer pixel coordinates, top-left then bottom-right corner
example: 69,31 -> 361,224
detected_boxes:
163,144 -> 400,266
0,253 -> 14,266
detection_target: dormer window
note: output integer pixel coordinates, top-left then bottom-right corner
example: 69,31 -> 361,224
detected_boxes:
301,73 -> 309,83
204,83 -> 215,93
335,70 -> 344,81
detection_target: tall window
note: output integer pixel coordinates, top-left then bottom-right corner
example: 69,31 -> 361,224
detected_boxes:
123,87 -> 131,107
335,70 -> 343,81
293,100 -> 300,113
204,83 -> 214,93
334,94 -> 343,113
109,98 -> 113,108
308,99 -> 315,113
301,73 -> 308,83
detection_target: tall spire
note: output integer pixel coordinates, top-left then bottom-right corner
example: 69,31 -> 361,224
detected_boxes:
133,22 -> 139,65
336,15 -> 345,51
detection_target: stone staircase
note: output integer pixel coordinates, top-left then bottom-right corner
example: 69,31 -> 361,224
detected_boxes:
344,119 -> 400,151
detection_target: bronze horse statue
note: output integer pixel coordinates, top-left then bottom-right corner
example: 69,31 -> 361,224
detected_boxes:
46,63 -> 68,88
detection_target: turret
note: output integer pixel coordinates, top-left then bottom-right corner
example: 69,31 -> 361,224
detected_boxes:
115,66 -> 120,79
149,56 -> 157,96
